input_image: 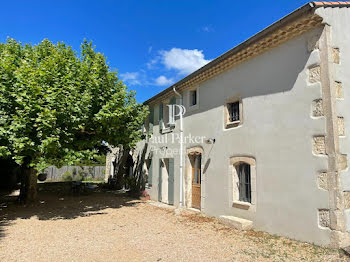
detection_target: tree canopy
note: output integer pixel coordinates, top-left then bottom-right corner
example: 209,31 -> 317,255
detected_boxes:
0,38 -> 148,171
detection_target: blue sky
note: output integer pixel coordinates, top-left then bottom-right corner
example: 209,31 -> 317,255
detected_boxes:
0,0 -> 308,102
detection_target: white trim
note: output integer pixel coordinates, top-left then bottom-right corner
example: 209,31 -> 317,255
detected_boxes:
229,156 -> 257,212
187,87 -> 199,112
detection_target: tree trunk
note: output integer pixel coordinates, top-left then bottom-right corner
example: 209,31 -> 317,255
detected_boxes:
20,167 -> 37,203
133,143 -> 148,191
114,149 -> 130,189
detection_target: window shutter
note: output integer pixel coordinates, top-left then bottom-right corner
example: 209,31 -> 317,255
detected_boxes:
158,159 -> 162,201
169,97 -> 176,126
168,158 -> 174,205
149,107 -> 154,134
159,103 -> 163,132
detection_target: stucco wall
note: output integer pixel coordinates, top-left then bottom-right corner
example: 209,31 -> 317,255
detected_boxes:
134,12 -> 350,245
138,26 -> 331,246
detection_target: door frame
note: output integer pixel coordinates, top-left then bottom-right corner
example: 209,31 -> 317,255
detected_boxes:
158,158 -> 174,205
185,146 -> 204,210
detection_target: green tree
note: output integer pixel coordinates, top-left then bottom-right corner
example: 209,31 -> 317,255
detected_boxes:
0,38 -> 148,202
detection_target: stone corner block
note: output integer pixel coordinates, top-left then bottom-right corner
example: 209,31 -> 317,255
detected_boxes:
318,209 -> 330,228
313,136 -> 326,155
317,172 -> 328,190
312,99 -> 324,117
338,117 -> 345,136
335,81 -> 343,99
338,154 -> 348,171
309,66 -> 321,83
332,48 -> 340,64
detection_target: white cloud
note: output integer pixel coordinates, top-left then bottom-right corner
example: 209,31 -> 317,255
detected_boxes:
148,46 -> 153,54
120,72 -> 141,86
146,57 -> 159,69
160,48 -> 211,75
155,75 -> 174,86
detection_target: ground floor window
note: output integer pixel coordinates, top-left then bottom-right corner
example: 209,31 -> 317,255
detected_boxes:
236,163 -> 251,203
230,156 -> 256,210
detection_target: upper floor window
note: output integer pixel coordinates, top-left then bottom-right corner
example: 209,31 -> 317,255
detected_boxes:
228,101 -> 240,122
159,97 -> 176,134
224,97 -> 242,129
163,102 -> 170,128
190,89 -> 197,107
148,107 -> 154,134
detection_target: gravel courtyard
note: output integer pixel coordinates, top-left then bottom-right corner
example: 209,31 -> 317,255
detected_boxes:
0,190 -> 348,262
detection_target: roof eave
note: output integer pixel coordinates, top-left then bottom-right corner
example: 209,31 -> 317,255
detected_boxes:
143,2 -> 317,105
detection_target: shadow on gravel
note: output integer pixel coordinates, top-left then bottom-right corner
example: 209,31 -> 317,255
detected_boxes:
0,185 -> 138,241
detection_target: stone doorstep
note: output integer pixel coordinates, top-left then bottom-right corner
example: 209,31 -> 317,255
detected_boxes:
148,201 -> 176,210
219,215 -> 253,231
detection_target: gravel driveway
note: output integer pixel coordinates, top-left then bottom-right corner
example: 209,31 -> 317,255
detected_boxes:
0,190 -> 348,262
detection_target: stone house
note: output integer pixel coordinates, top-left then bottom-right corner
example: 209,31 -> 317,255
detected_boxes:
115,2 -> 350,247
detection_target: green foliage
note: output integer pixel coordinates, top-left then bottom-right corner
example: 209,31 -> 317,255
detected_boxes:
0,38 -> 148,170
74,154 -> 106,166
77,169 -> 86,181
125,176 -> 142,194
62,171 -> 73,181
83,176 -> 104,182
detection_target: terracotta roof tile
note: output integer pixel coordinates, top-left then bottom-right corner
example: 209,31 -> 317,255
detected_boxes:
313,1 -> 350,6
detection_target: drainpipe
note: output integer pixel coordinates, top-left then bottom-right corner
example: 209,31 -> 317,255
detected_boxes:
173,87 -> 184,208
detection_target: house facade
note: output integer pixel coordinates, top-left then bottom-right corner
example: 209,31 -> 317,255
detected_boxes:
117,2 -> 350,247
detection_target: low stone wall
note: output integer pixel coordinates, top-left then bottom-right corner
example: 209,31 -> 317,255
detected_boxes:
43,166 -> 105,181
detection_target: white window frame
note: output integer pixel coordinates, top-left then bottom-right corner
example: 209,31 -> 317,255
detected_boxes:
161,99 -> 173,134
187,87 -> 199,111
229,156 -> 256,212
224,96 -> 243,129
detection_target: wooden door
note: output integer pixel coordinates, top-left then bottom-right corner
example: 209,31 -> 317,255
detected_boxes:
191,155 -> 201,209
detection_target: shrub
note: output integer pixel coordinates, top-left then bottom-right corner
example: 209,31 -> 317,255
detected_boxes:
62,171 -> 73,181
76,169 -> 86,181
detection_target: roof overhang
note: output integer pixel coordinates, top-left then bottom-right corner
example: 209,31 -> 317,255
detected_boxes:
144,1 -> 349,105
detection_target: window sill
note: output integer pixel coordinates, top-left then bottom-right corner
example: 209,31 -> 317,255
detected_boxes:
232,201 -> 251,210
161,127 -> 173,134
188,104 -> 199,112
225,120 -> 241,129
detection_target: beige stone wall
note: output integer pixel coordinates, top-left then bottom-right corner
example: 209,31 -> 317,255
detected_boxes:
137,26 -> 332,247
133,8 -> 350,247
310,7 -> 350,246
